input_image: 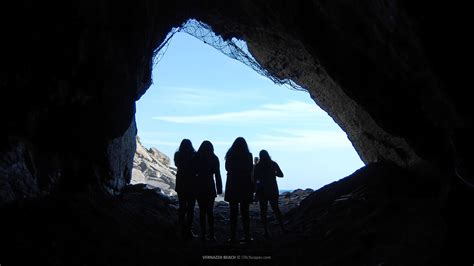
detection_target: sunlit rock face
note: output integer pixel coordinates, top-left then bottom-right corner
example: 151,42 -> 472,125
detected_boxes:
132,137 -> 177,197
0,1 -> 471,200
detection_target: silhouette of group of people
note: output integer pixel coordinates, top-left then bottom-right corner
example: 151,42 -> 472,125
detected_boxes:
174,137 -> 286,243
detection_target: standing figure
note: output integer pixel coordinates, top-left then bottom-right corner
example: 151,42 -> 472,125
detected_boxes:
224,137 -> 254,243
254,150 -> 286,238
252,156 -> 260,202
174,139 -> 197,240
193,140 -> 222,241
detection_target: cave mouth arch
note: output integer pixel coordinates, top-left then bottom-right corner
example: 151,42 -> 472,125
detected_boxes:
1,2 -> 470,265
136,16 -> 422,177
134,20 -> 364,193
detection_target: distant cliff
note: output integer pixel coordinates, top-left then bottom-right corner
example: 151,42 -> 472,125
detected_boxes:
132,137 -> 177,196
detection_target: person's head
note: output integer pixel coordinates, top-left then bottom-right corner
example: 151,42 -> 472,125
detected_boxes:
259,150 -> 271,162
177,139 -> 195,154
254,157 -> 259,164
197,140 -> 214,156
226,137 -> 250,159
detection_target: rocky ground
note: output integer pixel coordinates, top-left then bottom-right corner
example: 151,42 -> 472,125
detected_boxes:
170,188 -> 314,241
1,162 -> 452,266
167,188 -> 313,266
169,162 -> 445,266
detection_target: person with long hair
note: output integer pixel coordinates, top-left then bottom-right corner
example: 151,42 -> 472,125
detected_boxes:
224,137 -> 254,242
174,139 -> 197,240
193,140 -> 222,241
253,149 -> 286,238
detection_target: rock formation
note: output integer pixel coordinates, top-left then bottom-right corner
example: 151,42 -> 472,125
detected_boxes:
132,137 -> 177,196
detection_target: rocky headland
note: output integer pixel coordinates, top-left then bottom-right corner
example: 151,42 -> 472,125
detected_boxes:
132,137 -> 177,197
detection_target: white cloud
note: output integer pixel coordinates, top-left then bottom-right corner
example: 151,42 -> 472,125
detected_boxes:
152,100 -> 326,124
249,129 -> 352,151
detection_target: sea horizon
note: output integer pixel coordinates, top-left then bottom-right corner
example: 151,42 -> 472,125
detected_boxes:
278,189 -> 295,194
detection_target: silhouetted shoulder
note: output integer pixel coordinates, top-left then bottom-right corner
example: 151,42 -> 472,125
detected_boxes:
174,152 -> 181,166
273,161 -> 284,177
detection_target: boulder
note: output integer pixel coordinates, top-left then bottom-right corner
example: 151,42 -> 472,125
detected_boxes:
131,137 -> 176,197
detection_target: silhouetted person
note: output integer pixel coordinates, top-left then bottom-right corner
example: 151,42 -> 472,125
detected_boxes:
224,137 -> 254,243
193,140 -> 222,242
252,157 -> 260,202
174,139 -> 197,240
254,150 -> 286,238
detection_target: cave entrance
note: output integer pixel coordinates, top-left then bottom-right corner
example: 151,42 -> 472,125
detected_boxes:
134,19 -> 363,195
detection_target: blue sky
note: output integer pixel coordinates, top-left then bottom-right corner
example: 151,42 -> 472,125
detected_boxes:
135,31 -> 364,190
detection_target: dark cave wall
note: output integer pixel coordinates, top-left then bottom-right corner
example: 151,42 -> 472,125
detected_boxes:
191,0 -> 462,166
0,1 -> 187,201
187,0 -> 472,183
0,0 -> 471,202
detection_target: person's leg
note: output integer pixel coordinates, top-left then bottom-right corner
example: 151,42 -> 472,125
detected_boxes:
207,197 -> 215,241
229,201 -> 238,241
240,201 -> 251,241
186,197 -> 196,235
197,197 -> 207,240
178,194 -> 187,236
269,198 -> 286,232
259,199 -> 269,237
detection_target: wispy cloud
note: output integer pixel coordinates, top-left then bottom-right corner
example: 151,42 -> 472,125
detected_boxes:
153,100 -> 326,125
249,129 -> 352,151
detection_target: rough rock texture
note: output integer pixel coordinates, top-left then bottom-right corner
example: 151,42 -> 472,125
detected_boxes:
132,136 -> 177,196
247,37 -> 421,166
104,118 -> 137,195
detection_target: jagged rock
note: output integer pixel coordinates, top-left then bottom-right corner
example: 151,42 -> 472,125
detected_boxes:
149,147 -> 170,166
131,137 -> 176,197
278,188 -> 314,212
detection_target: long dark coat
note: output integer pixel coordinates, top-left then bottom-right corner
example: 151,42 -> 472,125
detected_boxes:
174,151 -> 195,196
193,154 -> 222,198
224,152 -> 253,202
254,160 -> 283,200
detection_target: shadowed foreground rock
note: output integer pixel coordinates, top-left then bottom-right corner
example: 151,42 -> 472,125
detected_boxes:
178,162 -> 446,265
1,163 -> 451,265
0,184 -> 182,266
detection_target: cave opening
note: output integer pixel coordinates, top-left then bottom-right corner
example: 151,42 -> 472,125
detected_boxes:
134,20 -> 364,196
1,3 -> 471,264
